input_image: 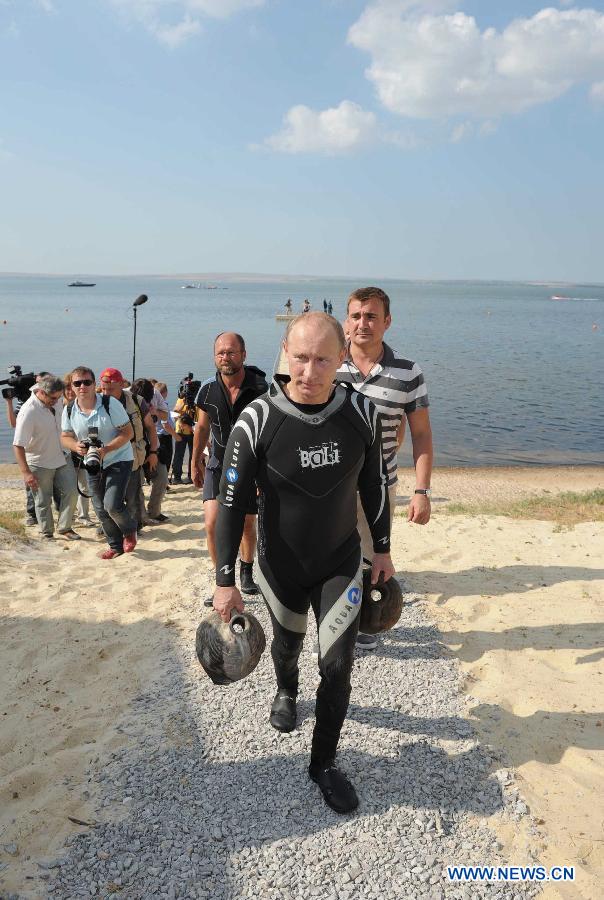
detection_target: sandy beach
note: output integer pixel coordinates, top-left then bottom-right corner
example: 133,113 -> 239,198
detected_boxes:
0,463 -> 602,898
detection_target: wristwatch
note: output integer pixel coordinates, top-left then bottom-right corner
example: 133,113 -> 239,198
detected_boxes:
415,488 -> 432,497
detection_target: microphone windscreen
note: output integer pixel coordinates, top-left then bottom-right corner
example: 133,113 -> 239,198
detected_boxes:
133,294 -> 148,306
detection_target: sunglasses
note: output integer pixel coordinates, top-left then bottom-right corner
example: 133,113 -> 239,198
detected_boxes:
73,378 -> 94,387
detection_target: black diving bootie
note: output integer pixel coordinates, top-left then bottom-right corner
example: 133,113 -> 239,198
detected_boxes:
240,560 -> 260,596
269,689 -> 297,732
308,761 -> 359,814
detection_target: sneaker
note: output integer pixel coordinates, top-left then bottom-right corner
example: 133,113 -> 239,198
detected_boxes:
182,476 -> 192,485
25,516 -> 37,527
308,762 -> 358,814
99,548 -> 123,560
171,476 -> 182,485
58,529 -> 82,542
123,532 -> 138,553
355,632 -> 378,651
154,513 -> 169,522
40,533 -> 54,540
76,517 -> 95,528
269,690 -> 297,733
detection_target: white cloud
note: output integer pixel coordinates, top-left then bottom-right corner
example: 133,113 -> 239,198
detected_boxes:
591,80 -> 604,103
109,0 -> 265,46
264,101 -> 377,155
348,3 -> 604,120
153,15 -> 201,48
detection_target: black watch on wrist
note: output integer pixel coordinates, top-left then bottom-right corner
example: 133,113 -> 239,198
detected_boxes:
415,488 -> 432,498
148,450 -> 158,455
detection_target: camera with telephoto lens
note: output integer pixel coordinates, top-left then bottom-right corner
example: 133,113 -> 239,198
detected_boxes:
82,427 -> 103,474
1,365 -> 36,402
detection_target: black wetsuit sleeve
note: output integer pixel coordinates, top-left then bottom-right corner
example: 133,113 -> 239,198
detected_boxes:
214,411 -> 260,587
358,406 -> 391,553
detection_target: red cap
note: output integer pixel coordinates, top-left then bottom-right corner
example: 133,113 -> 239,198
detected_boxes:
100,367 -> 124,383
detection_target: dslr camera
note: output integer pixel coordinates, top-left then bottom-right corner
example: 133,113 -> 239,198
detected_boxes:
82,427 -> 103,474
1,365 -> 36,402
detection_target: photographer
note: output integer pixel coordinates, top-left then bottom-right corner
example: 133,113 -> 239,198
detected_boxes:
12,374 -> 78,540
171,376 -> 200,484
61,366 -> 137,560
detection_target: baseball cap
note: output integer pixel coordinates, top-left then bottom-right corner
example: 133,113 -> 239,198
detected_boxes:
100,367 -> 124,383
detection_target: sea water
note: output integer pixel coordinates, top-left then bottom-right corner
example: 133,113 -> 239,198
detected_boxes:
0,275 -> 602,466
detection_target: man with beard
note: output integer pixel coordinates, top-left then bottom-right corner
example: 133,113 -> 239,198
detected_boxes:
192,332 -> 267,601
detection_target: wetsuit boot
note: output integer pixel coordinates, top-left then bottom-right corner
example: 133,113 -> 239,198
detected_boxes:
239,560 -> 260,595
269,689 -> 297,732
308,761 -> 358,814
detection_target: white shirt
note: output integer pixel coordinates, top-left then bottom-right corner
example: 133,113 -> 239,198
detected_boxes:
13,392 -> 66,469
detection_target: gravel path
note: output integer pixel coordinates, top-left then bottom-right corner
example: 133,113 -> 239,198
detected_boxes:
33,580 -> 540,900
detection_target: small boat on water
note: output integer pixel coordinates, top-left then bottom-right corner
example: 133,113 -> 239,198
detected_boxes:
182,283 -> 201,289
68,281 -> 96,287
551,295 -> 571,301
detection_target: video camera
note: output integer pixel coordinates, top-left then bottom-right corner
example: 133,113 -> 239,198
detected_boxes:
0,365 -> 36,402
177,372 -> 194,400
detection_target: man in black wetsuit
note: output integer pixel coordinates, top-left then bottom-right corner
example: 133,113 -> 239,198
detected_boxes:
191,332 -> 268,600
212,313 -> 395,814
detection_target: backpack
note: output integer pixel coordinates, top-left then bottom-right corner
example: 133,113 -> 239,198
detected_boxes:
120,391 -> 147,470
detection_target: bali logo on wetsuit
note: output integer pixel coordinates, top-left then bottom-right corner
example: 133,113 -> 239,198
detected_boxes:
298,441 -> 340,470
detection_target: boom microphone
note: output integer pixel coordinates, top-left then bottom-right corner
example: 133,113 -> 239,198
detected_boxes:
133,294 -> 148,307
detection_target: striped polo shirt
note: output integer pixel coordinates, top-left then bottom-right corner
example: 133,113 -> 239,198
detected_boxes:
336,342 -> 429,486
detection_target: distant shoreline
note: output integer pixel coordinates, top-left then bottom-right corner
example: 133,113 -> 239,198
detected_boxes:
1,272 -> 603,287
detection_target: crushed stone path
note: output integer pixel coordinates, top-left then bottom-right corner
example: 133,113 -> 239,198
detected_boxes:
33,580 -> 541,900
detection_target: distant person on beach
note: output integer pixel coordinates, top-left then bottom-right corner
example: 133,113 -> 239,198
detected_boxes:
302,298 -> 311,313
61,366 -> 138,559
323,299 -> 328,313
191,332 -> 268,602
284,299 -> 293,312
210,313 -> 393,814
13,374 -> 79,541
337,286 -> 433,651
327,301 -> 333,316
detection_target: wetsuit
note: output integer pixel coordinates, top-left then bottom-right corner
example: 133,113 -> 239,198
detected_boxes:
215,375 -> 390,765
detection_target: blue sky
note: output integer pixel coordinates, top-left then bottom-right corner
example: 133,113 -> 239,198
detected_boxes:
1,0 -> 603,280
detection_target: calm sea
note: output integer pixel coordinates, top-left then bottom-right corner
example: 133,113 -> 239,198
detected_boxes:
1,275 -> 602,467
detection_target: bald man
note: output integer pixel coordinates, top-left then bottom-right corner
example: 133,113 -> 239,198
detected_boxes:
192,332 -> 268,598
211,313 -> 394,814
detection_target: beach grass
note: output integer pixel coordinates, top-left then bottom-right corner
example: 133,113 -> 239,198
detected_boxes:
437,489 -> 604,527
0,510 -> 27,539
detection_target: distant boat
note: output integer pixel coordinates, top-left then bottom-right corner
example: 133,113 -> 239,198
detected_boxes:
182,283 -> 201,289
551,295 -> 571,301
68,281 -> 96,287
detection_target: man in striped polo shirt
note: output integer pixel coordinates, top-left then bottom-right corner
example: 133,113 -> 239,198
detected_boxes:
337,286 -> 433,650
